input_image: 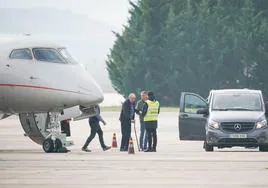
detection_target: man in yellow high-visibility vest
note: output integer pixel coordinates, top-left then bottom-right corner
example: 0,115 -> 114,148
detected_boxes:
141,91 -> 160,152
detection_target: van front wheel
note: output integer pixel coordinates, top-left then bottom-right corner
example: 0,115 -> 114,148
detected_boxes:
259,145 -> 268,152
204,142 -> 214,152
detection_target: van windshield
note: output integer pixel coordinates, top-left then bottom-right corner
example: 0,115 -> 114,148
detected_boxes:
212,93 -> 262,111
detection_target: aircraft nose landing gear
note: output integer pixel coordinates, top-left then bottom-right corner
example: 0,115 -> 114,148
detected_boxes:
43,112 -> 72,153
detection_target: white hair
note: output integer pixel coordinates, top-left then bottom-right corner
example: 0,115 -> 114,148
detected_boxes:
128,93 -> 136,99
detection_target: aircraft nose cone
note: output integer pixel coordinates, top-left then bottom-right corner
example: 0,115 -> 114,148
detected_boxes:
78,77 -> 104,106
91,84 -> 104,104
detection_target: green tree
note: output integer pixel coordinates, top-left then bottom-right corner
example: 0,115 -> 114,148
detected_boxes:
107,0 -> 268,105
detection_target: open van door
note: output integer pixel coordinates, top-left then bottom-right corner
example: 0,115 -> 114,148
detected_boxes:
179,92 -> 208,140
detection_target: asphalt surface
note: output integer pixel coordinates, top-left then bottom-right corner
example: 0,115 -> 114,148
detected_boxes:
0,112 -> 268,188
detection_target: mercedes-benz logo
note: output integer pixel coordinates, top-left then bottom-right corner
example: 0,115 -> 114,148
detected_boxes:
234,123 -> 242,131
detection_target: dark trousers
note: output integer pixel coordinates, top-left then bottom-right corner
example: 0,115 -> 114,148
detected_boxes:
120,120 -> 131,150
146,128 -> 157,150
82,122 -> 106,149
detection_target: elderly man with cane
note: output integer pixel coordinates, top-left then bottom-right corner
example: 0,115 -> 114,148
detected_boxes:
119,93 -> 136,151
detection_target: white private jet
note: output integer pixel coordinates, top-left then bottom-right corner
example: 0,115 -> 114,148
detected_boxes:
0,36 -> 104,152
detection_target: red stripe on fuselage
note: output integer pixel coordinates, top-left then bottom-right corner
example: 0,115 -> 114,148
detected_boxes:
0,84 -> 85,95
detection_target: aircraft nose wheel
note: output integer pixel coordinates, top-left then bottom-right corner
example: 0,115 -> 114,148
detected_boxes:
42,138 -> 54,153
54,138 -> 62,151
42,138 -> 69,153
54,139 -> 69,152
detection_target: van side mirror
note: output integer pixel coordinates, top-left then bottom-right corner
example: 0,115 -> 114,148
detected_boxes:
197,108 -> 209,116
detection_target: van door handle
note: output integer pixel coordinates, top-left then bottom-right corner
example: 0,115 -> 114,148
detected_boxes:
180,114 -> 189,118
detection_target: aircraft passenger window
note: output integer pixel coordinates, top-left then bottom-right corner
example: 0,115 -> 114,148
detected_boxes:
33,48 -> 67,64
9,48 -> 33,60
184,94 -> 207,113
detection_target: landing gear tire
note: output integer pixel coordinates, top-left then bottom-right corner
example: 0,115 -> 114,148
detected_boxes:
259,145 -> 268,152
204,142 -> 214,152
54,138 -> 62,152
43,138 -> 54,153
54,139 -> 69,153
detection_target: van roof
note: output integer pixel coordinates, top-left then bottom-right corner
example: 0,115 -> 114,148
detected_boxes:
210,89 -> 262,94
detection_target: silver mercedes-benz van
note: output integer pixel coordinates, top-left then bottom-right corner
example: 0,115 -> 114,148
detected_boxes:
179,89 -> 268,152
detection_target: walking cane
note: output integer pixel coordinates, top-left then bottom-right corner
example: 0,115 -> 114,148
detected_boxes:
132,120 -> 140,151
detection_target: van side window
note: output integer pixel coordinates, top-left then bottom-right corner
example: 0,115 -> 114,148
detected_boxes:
9,48 -> 33,60
184,94 -> 207,113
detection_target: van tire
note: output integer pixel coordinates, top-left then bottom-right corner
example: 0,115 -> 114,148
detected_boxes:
259,145 -> 268,152
204,142 -> 214,152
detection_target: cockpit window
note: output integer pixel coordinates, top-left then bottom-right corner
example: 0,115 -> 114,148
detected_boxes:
9,48 -> 33,60
58,48 -> 77,64
32,48 -> 67,64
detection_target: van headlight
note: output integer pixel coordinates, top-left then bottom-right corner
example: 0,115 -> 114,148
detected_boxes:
256,120 -> 267,129
208,120 -> 219,129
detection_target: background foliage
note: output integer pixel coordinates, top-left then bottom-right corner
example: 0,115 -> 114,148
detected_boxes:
107,0 -> 268,106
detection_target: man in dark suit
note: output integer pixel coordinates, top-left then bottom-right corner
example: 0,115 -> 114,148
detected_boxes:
119,93 -> 136,151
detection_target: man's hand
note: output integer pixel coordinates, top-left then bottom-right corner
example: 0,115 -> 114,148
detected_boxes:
103,121 -> 107,126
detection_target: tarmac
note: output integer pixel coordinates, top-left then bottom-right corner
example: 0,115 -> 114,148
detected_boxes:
0,112 -> 268,188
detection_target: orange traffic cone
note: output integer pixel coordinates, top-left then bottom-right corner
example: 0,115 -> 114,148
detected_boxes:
128,137 -> 135,154
112,133 -> 117,148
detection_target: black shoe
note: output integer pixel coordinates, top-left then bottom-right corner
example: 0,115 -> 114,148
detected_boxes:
151,148 -> 156,152
144,148 -> 152,152
103,146 -> 111,151
82,147 -> 91,152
